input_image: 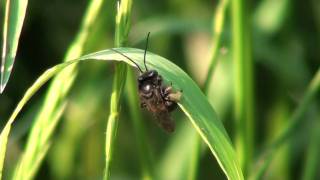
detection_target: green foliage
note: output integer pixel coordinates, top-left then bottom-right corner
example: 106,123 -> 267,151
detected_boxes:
250,68 -> 320,179
12,0 -> 105,179
104,0 -> 132,179
0,0 -> 28,92
0,48 -> 243,179
231,0 -> 254,174
1,0 -> 319,179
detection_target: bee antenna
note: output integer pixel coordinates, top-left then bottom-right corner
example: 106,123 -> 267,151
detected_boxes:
143,32 -> 150,72
110,48 -> 143,73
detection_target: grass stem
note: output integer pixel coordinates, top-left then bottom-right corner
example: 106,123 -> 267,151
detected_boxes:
231,0 -> 254,175
104,0 -> 132,179
203,0 -> 229,92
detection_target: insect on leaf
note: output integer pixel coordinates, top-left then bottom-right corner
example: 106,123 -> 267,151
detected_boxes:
0,48 -> 243,180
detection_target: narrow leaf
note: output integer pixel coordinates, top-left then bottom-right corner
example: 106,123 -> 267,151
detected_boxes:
1,0 -> 28,93
0,48 -> 243,180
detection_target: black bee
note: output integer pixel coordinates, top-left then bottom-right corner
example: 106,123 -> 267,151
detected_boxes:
111,32 -> 182,133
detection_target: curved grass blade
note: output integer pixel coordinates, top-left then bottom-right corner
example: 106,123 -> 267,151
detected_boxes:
0,48 -> 243,180
0,60 -> 74,180
1,0 -> 28,93
13,0 -> 105,179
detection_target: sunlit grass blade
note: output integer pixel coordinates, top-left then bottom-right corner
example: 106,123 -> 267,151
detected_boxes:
81,48 -> 244,180
104,0 -> 132,179
13,102 -> 67,179
0,47 -> 243,180
12,0 -> 104,179
84,48 -> 243,180
104,62 -> 127,179
0,0 -> 28,93
0,60 -> 74,180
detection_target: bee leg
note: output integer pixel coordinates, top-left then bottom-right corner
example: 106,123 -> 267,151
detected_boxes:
163,86 -> 173,97
140,102 -> 147,108
167,91 -> 182,102
164,83 -> 183,95
165,99 -> 177,112
165,100 -> 173,107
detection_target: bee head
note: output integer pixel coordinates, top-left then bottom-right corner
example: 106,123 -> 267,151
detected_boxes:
138,70 -> 161,95
138,70 -> 158,82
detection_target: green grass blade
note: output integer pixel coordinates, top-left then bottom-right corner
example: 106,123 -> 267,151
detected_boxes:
188,0 -> 230,179
126,68 -> 153,180
48,80 -> 108,179
12,0 -> 105,179
0,48 -> 243,180
81,48 -> 244,180
0,60 -> 74,180
250,68 -> 320,179
301,115 -> 320,180
231,0 -> 254,175
264,99 -> 290,179
0,0 -> 28,93
104,62 -> 127,180
14,102 -> 67,179
157,123 -> 198,180
104,0 -> 132,179
203,0 -> 229,92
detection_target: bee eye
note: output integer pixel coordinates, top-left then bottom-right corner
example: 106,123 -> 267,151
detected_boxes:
148,70 -> 158,78
143,84 -> 151,92
148,71 -> 154,77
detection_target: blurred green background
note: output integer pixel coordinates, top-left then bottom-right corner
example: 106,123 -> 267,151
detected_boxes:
0,0 -> 319,179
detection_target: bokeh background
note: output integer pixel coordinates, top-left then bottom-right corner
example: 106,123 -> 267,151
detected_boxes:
0,0 -> 319,179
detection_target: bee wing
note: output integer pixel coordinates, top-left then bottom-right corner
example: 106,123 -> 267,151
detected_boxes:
154,111 -> 175,133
